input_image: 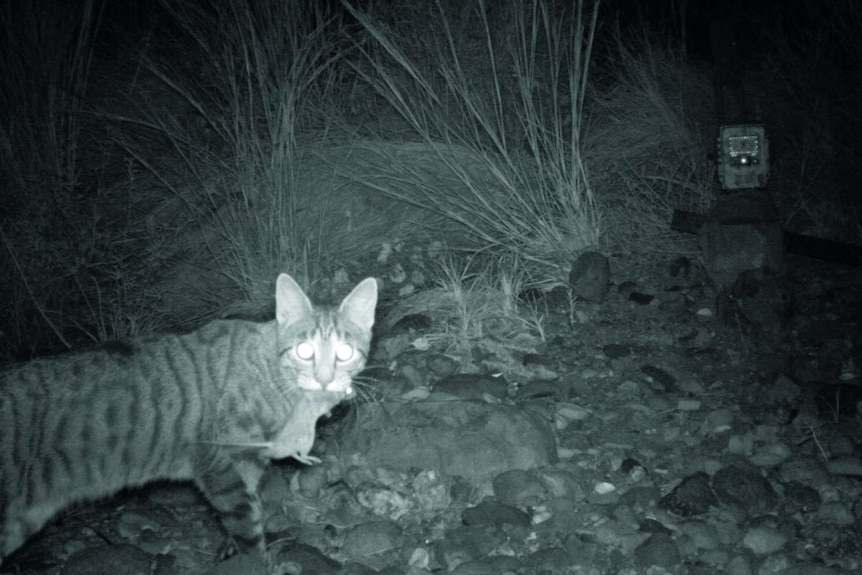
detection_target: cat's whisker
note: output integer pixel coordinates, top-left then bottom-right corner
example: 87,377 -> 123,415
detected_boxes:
346,379 -> 382,403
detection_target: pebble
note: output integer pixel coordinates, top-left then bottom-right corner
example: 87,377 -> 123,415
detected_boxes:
273,543 -> 341,575
342,520 -> 404,557
412,469 -> 452,512
60,544 -> 154,575
436,524 -> 506,565
538,468 -> 584,499
712,465 -> 778,515
449,555 -> 522,575
725,554 -> 753,575
602,343 -> 632,359
703,407 -> 735,433
678,520 -> 720,552
525,546 -> 572,573
517,378 -> 559,399
434,373 -> 507,400
755,552 -> 792,574
461,498 -> 531,528
296,464 -> 328,497
782,481 -> 821,512
815,501 -> 855,525
658,472 -> 718,517
827,435 -> 855,457
741,526 -> 787,555
634,532 -> 680,571
426,353 -> 459,377
492,469 -> 547,506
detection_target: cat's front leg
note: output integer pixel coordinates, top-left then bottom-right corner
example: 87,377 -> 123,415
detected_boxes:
194,452 -> 267,560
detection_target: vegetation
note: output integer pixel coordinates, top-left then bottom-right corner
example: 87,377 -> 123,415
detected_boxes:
0,0 -> 859,361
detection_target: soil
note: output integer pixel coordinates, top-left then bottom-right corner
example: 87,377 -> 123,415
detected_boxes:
3,253 -> 862,575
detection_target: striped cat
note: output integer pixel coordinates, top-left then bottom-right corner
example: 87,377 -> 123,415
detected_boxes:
0,273 -> 377,566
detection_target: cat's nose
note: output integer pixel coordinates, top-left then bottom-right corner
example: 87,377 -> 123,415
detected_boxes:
314,363 -> 335,387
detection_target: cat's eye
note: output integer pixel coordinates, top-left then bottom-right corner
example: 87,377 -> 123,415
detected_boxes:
335,343 -> 354,362
295,342 -> 315,360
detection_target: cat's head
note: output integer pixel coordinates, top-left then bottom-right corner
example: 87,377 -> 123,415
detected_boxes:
275,274 -> 377,394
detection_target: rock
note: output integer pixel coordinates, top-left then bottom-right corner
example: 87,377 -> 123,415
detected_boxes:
449,555 -> 522,575
617,281 -> 637,298
658,472 -> 718,517
697,190 -> 785,288
434,373 -> 507,400
767,374 -> 801,404
702,407 -> 735,434
725,555 -> 753,575
781,481 -> 821,513
525,547 -> 572,573
712,465 -> 778,515
769,565 -> 841,575
678,520 -> 720,552
539,468 -> 585,499
827,435 -> 855,457
270,543 -> 341,575
60,545 -> 154,575
492,469 -> 547,506
337,401 -> 556,483
717,269 -> 792,344
544,285 -> 570,308
295,463 -> 328,498
741,526 -> 787,555
756,553 -> 792,573
522,353 -> 554,367
826,457 -> 862,477
602,343 -> 632,359
259,467 -> 292,504
338,562 -> 380,575
628,291 -> 654,305
461,498 -> 531,528
343,520 -> 404,557
515,378 -> 560,400
355,483 -> 413,520
638,518 -> 672,535
776,456 -> 831,485
412,469 -> 453,512
668,256 -> 693,279
435,524 -> 507,569
390,313 -> 432,333
815,502 -> 855,526
634,533 -> 680,571
640,364 -> 678,392
426,353 -> 459,377
568,251 -> 610,302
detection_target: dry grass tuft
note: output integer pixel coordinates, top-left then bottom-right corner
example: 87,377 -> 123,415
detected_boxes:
345,0 -> 603,287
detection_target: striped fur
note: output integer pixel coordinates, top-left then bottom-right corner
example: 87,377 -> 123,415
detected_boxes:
0,274 -> 377,565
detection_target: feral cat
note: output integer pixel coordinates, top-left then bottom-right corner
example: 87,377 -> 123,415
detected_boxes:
0,274 -> 377,565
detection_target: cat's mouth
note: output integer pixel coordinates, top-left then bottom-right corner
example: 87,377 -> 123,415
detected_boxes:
260,392 -> 346,462
298,377 -> 354,395
201,388 -> 349,462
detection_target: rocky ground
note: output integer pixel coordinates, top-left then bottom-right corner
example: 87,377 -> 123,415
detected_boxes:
4,252 -> 862,575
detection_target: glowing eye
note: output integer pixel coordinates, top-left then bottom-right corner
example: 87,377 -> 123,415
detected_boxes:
335,343 -> 354,362
295,342 -> 315,360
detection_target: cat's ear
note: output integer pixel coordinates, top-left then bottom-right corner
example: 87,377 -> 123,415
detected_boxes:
276,274 -> 314,325
339,277 -> 378,332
